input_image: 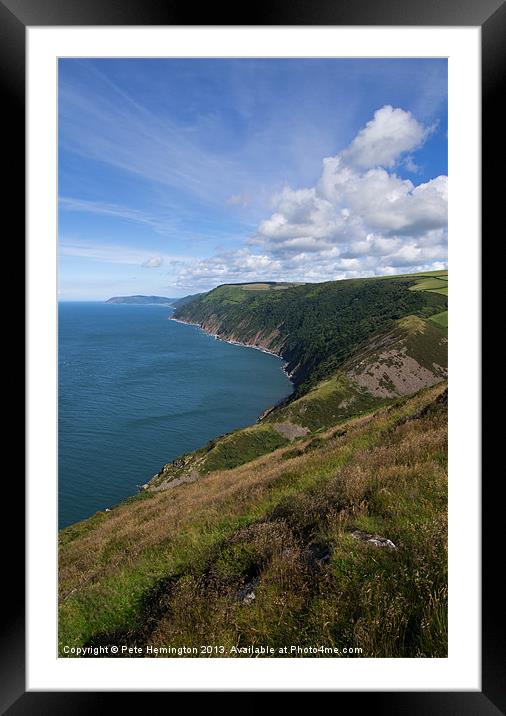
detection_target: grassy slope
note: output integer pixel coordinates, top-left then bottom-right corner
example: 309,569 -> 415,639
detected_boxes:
148,424 -> 290,489
266,313 -> 447,431
410,272 -> 448,329
147,310 -> 447,486
264,372 -> 383,432
174,273 -> 447,390
59,383 -> 447,657
60,271 -> 448,657
429,311 -> 449,328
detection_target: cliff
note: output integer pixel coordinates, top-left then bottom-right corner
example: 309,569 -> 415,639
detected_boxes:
60,270 -> 448,658
173,273 -> 447,391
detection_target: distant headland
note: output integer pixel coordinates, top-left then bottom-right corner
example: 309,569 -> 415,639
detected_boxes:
105,293 -> 203,307
105,295 -> 175,305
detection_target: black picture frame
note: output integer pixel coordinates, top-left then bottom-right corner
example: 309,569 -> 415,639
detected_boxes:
2,0 -> 501,710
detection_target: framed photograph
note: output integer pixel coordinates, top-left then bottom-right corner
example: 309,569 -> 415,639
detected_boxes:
2,0 -> 501,709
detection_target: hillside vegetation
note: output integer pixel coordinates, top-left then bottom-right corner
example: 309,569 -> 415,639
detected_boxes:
60,271 -> 448,658
60,383 -> 447,657
150,272 -> 447,485
174,273 -> 447,390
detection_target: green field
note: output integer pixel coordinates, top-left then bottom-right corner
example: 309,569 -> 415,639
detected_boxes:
408,271 -> 448,297
428,287 -> 448,296
429,310 -> 449,328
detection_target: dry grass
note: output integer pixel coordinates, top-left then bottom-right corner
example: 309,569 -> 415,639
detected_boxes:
59,383 -> 447,657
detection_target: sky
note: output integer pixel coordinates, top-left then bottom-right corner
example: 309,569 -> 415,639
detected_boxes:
58,58 -> 448,300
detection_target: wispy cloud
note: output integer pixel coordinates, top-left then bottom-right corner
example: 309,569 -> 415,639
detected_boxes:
60,239 -> 180,267
59,69 -> 253,206
58,60 -> 447,299
59,197 -> 178,235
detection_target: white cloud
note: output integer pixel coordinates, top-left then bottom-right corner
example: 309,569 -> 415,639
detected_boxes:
142,255 -> 164,269
175,249 -> 281,288
317,162 -> 447,237
403,155 -> 420,173
175,105 -> 447,288
341,105 -> 429,169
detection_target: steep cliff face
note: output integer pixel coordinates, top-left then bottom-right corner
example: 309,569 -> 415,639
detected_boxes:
177,314 -> 286,356
173,276 -> 447,390
60,273 -> 448,658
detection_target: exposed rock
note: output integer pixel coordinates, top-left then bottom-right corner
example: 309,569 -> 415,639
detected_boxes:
351,529 -> 397,550
343,316 -> 447,400
258,406 -> 275,421
236,577 -> 259,604
149,470 -> 200,492
349,347 -> 446,398
272,422 -> 310,441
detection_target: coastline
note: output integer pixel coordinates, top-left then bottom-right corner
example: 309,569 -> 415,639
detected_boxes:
169,316 -> 295,380
58,302 -> 293,532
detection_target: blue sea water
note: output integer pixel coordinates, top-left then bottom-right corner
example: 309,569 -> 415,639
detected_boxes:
58,302 -> 292,529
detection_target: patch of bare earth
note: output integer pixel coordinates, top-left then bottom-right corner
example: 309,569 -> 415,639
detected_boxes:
271,422 -> 310,441
150,469 -> 200,492
348,347 -> 447,398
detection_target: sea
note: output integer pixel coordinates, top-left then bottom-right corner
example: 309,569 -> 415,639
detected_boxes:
58,302 -> 292,529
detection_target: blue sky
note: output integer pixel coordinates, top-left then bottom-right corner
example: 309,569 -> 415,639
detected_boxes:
58,58 -> 447,300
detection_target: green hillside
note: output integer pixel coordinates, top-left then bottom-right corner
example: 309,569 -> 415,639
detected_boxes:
174,273 -> 447,390
60,270 -> 448,658
59,383 -> 447,657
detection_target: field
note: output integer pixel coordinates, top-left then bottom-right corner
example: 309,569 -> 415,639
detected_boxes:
408,271 -> 448,296
429,311 -> 449,328
239,282 -> 303,291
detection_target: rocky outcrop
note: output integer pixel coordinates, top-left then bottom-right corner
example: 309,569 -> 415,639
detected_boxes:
349,347 -> 446,398
144,453 -> 204,491
236,578 -> 259,604
351,530 -> 397,550
271,422 -> 309,441
345,315 -> 447,399
148,470 -> 200,492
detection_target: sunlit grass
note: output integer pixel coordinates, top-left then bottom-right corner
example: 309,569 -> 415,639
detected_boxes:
59,383 -> 447,657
